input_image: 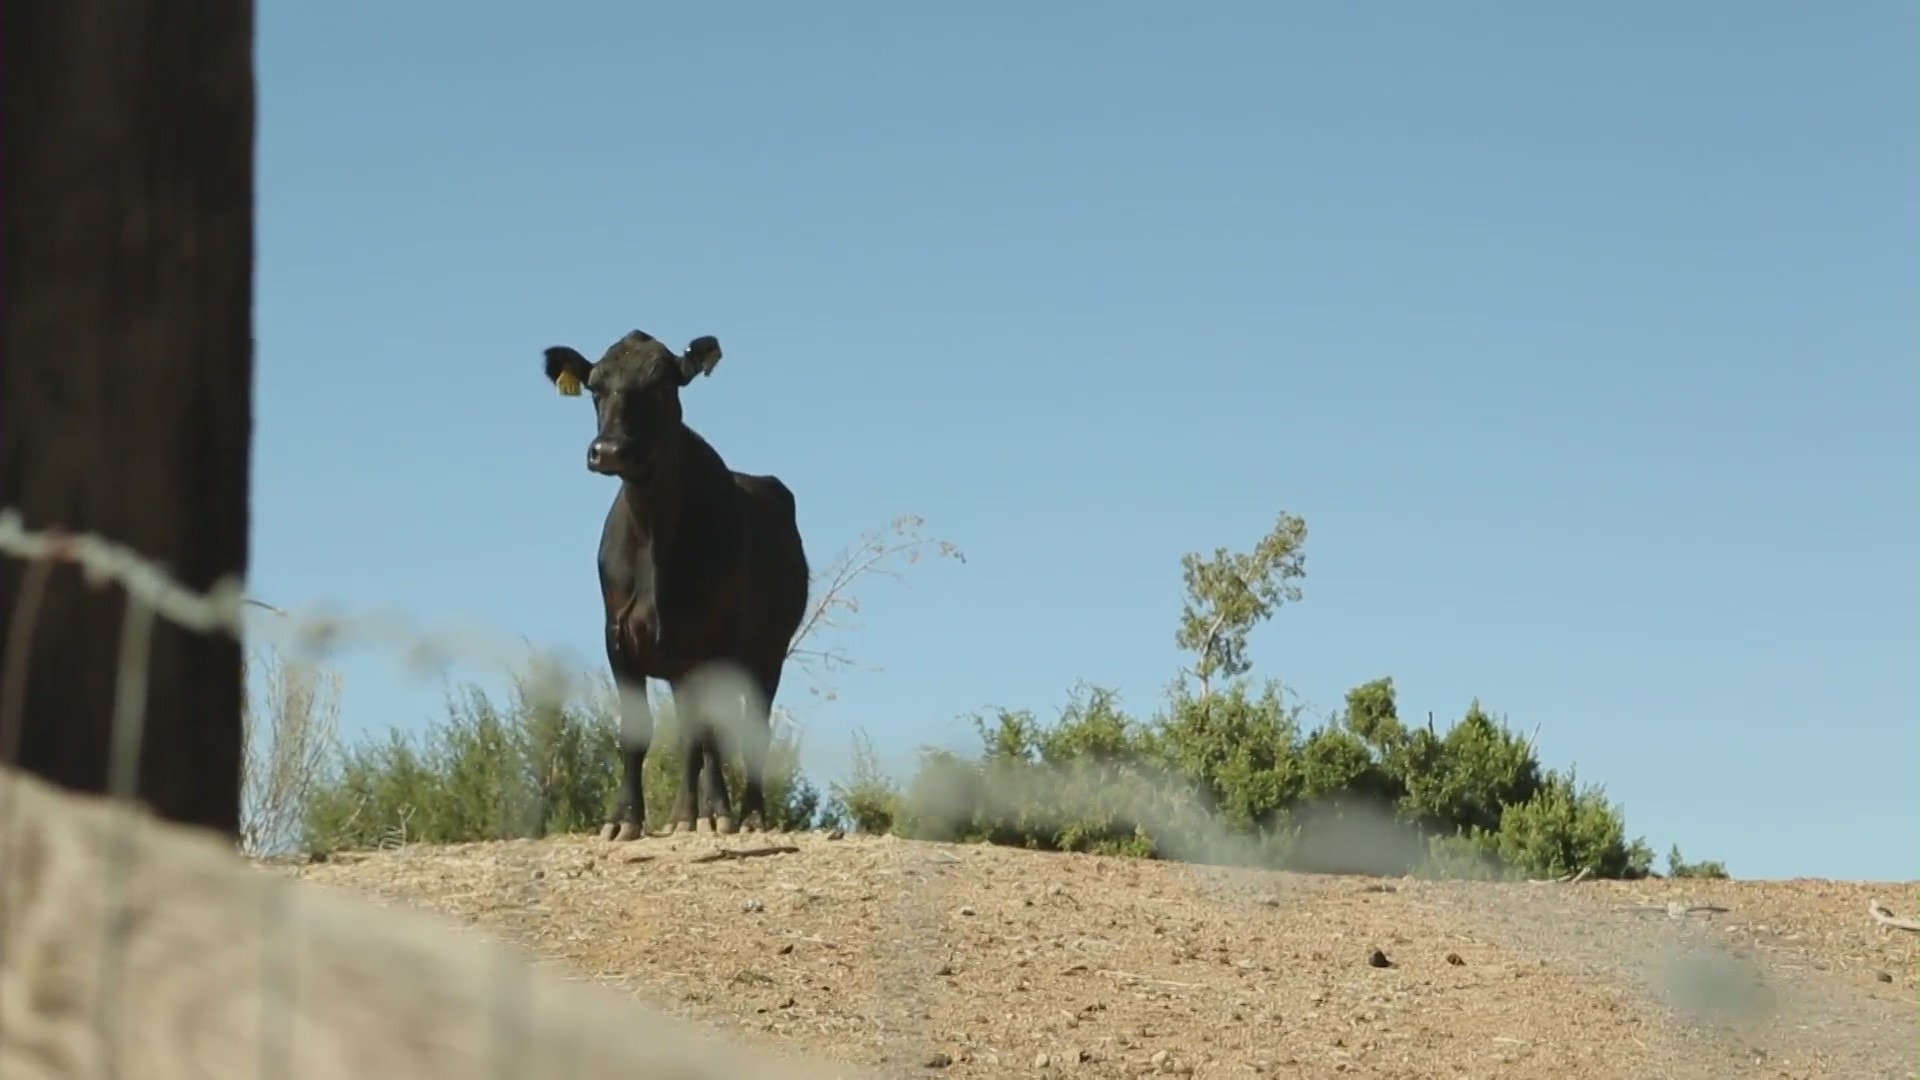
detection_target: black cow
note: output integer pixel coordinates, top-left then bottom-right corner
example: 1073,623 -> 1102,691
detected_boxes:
543,329 -> 809,840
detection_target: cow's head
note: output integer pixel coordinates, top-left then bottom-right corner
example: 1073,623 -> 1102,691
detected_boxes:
543,330 -> 722,480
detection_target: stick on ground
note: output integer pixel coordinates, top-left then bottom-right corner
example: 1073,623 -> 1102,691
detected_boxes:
1527,866 -> 1592,885
1868,899 -> 1920,933
691,844 -> 802,865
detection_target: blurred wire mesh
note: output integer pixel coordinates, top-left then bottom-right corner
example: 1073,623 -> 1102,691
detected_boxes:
0,508 -> 921,1079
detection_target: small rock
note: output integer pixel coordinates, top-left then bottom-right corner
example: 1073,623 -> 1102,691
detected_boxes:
742,897 -> 765,913
1445,952 -> 1465,966
1254,893 -> 1281,907
924,1051 -> 952,1068
1366,948 -> 1393,969
958,905 -> 977,916
1876,971 -> 1894,983
1150,1049 -> 1171,1069
824,827 -> 845,840
1033,1052 -> 1051,1068
775,942 -> 794,955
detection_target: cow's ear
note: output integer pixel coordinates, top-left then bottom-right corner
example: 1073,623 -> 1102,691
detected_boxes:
543,347 -> 593,397
676,336 -> 722,386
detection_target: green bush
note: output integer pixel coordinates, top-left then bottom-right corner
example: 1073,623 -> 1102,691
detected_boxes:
285,665 -> 1698,881
301,672 -> 820,853
1666,845 -> 1730,879
824,730 -> 900,835
253,508 -> 1719,882
851,675 -> 1673,881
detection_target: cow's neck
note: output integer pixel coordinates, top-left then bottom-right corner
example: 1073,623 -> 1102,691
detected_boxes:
613,430 -> 687,563
615,475 -> 681,562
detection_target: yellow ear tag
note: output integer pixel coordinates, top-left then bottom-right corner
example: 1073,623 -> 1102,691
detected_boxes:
555,370 -> 582,397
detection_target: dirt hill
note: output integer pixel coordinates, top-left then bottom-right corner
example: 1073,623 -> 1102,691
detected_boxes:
286,830 -> 1917,1079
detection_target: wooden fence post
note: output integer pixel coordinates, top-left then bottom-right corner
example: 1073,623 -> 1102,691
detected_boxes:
0,1 -> 257,839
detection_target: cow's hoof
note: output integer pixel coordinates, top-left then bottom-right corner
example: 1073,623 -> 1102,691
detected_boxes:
598,822 -> 619,841
600,821 -> 644,842
714,815 -> 736,836
668,819 -> 697,836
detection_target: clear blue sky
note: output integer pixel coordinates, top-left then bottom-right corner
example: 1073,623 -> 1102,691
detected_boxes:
250,2 -> 1917,881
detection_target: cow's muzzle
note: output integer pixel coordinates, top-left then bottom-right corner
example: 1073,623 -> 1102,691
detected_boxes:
586,438 -> 631,475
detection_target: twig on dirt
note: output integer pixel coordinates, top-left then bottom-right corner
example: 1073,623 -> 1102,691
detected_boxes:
774,931 -> 841,949
690,845 -> 801,865
1868,900 -> 1920,933
1615,902 -> 1731,919
1527,866 -> 1592,885
1095,969 -> 1204,991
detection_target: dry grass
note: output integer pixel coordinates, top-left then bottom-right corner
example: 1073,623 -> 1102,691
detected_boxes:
290,830 -> 1918,1079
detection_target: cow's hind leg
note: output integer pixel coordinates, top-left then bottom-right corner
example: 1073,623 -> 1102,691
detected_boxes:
668,678 -> 736,835
599,669 -> 652,842
737,662 -> 781,832
702,740 -> 735,834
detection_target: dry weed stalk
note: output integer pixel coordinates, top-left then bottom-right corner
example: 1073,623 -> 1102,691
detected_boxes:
1526,866 -> 1593,885
238,647 -> 342,858
782,514 -> 963,716
1867,900 -> 1920,933
0,764 -> 867,1080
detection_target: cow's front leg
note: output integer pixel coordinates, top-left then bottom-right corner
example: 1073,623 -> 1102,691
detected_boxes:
599,671 -> 653,842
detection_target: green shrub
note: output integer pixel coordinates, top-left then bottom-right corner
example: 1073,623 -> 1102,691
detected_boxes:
872,676 -> 1677,881
824,730 -> 898,835
302,673 -> 819,853
1666,845 -> 1730,879
254,508 -> 1717,881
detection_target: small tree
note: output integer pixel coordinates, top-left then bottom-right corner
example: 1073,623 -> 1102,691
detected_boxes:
1174,511 -> 1308,698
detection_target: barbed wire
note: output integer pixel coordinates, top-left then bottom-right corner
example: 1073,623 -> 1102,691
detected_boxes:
0,507 -> 946,1078
4,508 -> 1909,1078
0,507 -> 598,704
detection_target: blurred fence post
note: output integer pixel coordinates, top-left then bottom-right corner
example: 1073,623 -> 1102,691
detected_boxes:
0,1 -> 257,838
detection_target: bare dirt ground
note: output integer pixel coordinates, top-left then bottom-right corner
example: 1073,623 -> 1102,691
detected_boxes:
286,831 -> 1917,1079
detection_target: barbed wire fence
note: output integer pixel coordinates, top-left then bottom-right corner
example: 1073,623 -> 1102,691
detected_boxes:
6,505 -> 1915,1080
0,497 -> 1374,1079
0,507 -> 959,1079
